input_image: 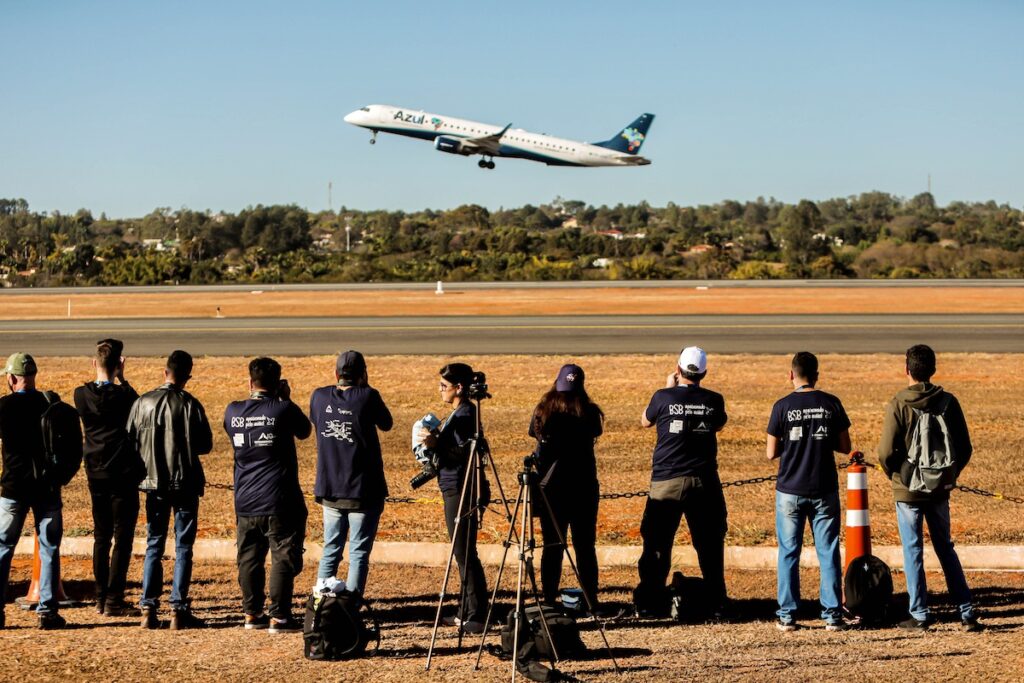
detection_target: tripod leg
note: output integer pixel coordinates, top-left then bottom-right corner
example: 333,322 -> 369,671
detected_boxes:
474,481 -> 525,669
523,481 -> 560,667
456,446 -> 482,650
536,484 -> 621,674
510,477 -> 532,683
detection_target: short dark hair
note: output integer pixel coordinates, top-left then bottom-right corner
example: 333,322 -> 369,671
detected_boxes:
906,344 -> 936,382
96,339 -> 123,375
680,369 -> 706,383
166,350 -> 193,382
440,362 -> 474,388
792,351 -> 819,385
249,357 -> 281,392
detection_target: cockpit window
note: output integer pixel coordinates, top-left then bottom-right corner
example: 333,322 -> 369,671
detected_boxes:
360,107 -> 370,112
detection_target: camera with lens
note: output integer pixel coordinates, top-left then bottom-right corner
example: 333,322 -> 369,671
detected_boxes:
410,413 -> 442,489
410,453 -> 440,489
466,371 -> 490,401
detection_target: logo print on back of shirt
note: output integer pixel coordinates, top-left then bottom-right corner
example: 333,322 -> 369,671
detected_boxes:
326,405 -> 333,414
694,422 -> 709,433
322,419 -> 354,443
812,425 -> 828,441
789,426 -> 804,441
233,433 -> 244,447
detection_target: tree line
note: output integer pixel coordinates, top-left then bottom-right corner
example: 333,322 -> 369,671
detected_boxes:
0,193 -> 1022,286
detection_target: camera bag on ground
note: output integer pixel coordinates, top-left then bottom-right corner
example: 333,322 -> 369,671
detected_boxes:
844,554 -> 893,624
668,570 -> 707,622
40,391 -> 83,487
903,394 -> 958,494
303,589 -> 380,661
500,603 -> 586,662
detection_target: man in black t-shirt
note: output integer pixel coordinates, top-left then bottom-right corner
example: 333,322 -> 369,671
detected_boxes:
634,347 -> 729,618
224,357 -> 312,632
766,352 -> 851,632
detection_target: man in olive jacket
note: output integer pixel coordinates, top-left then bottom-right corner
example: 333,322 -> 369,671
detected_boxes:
877,344 -> 979,632
127,350 -> 213,630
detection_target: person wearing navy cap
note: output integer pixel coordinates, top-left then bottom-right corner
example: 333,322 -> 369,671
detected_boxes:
528,363 -> 604,609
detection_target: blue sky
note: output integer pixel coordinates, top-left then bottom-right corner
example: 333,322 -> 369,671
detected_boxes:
2,1 -> 1021,217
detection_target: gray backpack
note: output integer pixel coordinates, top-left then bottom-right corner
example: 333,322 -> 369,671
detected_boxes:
906,394 -> 957,493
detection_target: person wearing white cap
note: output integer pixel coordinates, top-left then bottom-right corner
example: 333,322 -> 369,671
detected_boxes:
634,346 -> 730,620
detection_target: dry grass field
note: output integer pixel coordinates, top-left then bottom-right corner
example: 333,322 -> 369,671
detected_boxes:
0,285 -> 1022,319
31,353 -> 1024,546
1,558 -> 1022,682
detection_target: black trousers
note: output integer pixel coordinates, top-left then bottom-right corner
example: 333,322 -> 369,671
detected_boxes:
442,488 -> 488,622
635,473 -> 728,610
236,507 -> 307,618
89,478 -> 140,602
537,484 -> 599,605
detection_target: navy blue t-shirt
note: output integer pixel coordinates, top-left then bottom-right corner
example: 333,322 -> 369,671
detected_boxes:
224,394 -> 312,516
767,390 -> 851,497
645,384 -> 727,481
436,401 -> 479,494
310,385 -> 392,503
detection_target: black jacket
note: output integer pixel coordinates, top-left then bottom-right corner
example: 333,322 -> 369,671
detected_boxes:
74,381 -> 143,483
128,383 -> 213,495
529,404 -> 603,492
0,390 -> 54,501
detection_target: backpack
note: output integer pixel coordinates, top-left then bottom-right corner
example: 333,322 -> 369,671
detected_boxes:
40,391 -> 83,487
500,603 -> 585,664
905,394 -> 957,494
844,554 -> 893,624
303,590 -> 380,661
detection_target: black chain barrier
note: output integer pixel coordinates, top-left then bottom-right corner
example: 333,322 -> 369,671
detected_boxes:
201,456 -> 1022,505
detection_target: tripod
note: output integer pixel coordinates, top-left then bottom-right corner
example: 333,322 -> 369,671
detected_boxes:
425,393 -> 513,669
475,456 -> 620,681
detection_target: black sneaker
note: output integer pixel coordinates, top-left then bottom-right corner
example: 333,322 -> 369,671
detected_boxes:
898,617 -> 931,631
141,606 -> 160,630
441,615 -> 485,634
170,608 -> 206,630
245,613 -> 270,630
39,612 -> 67,630
95,595 -> 106,615
961,616 -> 984,632
268,617 -> 301,634
776,619 -> 798,632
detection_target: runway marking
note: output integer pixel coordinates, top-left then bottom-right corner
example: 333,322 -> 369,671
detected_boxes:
1,323 -> 1022,334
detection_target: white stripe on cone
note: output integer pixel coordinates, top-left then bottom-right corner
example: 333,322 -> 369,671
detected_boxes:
847,472 -> 868,490
846,509 -> 870,527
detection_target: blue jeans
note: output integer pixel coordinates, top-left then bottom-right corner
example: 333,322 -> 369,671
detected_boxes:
140,491 -> 199,610
775,491 -> 842,624
895,499 -> 974,621
0,495 -> 63,615
317,505 -> 381,593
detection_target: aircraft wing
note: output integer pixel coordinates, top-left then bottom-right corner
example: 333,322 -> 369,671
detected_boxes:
618,155 -> 651,166
460,123 -> 512,155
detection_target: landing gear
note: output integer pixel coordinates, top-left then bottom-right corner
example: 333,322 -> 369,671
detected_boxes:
477,157 -> 495,170
369,130 -> 377,145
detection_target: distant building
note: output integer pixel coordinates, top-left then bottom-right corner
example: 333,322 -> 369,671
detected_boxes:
596,229 -> 624,240
592,257 -> 614,268
561,216 -> 579,229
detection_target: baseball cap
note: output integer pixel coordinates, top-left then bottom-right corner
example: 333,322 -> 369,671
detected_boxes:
4,352 -> 38,376
678,346 -> 707,374
336,350 -> 366,384
555,363 -> 585,393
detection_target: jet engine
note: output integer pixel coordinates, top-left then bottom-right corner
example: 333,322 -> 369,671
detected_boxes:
433,136 -> 471,155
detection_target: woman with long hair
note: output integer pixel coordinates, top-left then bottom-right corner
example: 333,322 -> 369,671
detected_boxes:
418,362 -> 489,633
529,363 -> 604,608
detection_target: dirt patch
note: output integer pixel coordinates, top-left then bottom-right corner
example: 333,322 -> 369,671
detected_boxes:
1,286 -> 1022,319
29,353 -> 1024,546
1,558 -> 1022,682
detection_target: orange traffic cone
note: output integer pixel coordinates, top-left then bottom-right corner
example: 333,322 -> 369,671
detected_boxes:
844,451 -> 871,572
15,532 -> 71,609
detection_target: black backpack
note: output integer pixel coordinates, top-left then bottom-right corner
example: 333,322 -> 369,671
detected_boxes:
844,554 -> 893,624
501,603 -> 585,663
40,391 -> 83,487
303,590 -> 380,661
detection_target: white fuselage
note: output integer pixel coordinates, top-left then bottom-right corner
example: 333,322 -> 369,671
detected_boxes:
343,104 -> 649,167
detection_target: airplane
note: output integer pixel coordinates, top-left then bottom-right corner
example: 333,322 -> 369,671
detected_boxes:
343,104 -> 654,169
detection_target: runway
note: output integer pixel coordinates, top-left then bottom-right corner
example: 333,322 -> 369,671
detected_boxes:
2,313 -> 1021,355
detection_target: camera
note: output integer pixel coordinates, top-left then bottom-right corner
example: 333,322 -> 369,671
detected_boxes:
410,413 -> 442,489
410,454 -> 440,489
466,371 -> 490,401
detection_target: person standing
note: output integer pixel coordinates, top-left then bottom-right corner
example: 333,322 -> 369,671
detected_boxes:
224,357 -> 312,633
766,352 -> 852,632
74,339 -> 143,617
128,350 -> 213,630
528,363 -> 604,608
0,353 -> 70,630
418,362 -> 490,634
878,344 -> 981,631
634,347 -> 729,619
310,351 -> 392,597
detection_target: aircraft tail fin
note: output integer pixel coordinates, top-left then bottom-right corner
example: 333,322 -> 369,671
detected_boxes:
593,113 -> 655,154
